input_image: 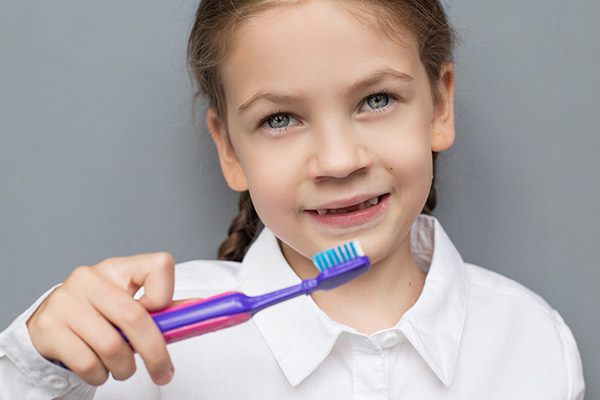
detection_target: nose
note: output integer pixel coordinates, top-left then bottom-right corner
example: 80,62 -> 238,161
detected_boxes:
307,122 -> 372,180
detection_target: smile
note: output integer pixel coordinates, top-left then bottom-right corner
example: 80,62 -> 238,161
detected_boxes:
306,194 -> 390,228
315,195 -> 381,215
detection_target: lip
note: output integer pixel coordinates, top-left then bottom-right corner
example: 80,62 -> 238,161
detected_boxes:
309,193 -> 384,211
304,193 -> 390,228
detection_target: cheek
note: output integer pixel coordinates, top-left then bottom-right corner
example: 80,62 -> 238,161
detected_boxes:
377,130 -> 434,201
378,124 -> 432,172
237,151 -> 298,222
370,96 -> 434,180
390,149 -> 432,189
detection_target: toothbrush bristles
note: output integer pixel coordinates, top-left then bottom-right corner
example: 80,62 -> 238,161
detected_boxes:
312,240 -> 364,271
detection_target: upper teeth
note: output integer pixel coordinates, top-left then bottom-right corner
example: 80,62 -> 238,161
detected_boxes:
316,196 -> 380,216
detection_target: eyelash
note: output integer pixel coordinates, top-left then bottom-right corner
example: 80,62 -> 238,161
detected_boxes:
256,90 -> 401,133
360,89 -> 398,113
255,111 -> 296,135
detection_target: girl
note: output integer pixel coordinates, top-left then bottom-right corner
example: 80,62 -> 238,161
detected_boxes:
0,0 -> 585,398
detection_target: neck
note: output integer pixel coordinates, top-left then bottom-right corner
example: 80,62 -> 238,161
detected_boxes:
283,234 -> 426,335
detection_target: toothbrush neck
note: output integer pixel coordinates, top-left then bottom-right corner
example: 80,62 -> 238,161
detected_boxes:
250,278 -> 319,313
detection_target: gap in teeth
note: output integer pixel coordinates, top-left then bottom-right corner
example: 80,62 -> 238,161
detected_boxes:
316,196 -> 380,215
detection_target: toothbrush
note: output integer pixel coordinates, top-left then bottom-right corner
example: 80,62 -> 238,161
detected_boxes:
149,240 -> 370,344
58,241 -> 369,369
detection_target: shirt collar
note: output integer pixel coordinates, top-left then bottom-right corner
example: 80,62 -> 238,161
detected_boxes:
398,214 -> 469,386
238,214 -> 468,387
238,229 -> 342,386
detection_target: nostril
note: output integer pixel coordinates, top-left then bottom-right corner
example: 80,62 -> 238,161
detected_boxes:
309,147 -> 372,180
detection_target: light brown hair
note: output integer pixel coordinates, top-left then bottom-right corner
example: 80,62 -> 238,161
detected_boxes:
187,0 -> 455,261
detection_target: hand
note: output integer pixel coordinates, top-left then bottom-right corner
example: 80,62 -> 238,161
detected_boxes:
27,252 -> 177,386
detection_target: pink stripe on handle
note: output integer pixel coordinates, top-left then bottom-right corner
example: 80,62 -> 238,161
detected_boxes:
162,313 -> 251,344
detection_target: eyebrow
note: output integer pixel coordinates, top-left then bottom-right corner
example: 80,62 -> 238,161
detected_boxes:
236,67 -> 414,115
346,67 -> 414,97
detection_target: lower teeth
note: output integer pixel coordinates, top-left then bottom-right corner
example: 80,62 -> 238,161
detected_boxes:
317,197 -> 380,215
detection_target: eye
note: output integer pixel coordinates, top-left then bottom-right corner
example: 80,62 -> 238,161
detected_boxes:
359,93 -> 391,112
267,113 -> 291,129
259,112 -> 300,133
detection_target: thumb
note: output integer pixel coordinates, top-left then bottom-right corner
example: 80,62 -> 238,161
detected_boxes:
134,253 -> 176,311
149,299 -> 205,318
168,298 -> 204,308
98,252 -> 176,311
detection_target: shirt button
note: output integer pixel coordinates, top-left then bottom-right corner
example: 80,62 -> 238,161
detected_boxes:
380,332 -> 401,349
46,374 -> 69,390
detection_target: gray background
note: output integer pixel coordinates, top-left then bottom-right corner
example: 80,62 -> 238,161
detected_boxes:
1,0 -> 598,395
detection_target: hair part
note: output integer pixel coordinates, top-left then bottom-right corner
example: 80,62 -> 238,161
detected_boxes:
188,0 -> 455,260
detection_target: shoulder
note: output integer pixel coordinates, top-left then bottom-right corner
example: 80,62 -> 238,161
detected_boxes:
464,264 -> 583,378
172,259 -> 243,300
463,262 -> 570,336
460,264 -> 585,396
464,263 -> 557,320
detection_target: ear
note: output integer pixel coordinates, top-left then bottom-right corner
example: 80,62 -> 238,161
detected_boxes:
430,63 -> 456,152
206,108 -> 249,191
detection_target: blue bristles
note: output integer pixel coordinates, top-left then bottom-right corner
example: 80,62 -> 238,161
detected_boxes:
311,240 -> 364,271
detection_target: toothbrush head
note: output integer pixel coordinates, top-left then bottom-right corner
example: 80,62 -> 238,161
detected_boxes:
312,241 -> 371,291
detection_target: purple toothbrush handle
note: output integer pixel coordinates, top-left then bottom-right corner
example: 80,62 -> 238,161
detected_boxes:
151,256 -> 370,334
151,291 -> 255,333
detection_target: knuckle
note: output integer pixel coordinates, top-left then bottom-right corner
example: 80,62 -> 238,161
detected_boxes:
153,252 -> 175,270
74,358 -> 108,386
96,335 -> 126,359
75,356 -> 99,375
102,256 -> 119,265
33,310 -> 58,332
47,286 -> 71,306
69,265 -> 94,283
121,305 -> 148,328
96,256 -> 119,270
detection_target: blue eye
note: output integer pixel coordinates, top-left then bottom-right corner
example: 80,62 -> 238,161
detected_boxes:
364,94 -> 390,110
260,113 -> 300,133
267,113 -> 291,129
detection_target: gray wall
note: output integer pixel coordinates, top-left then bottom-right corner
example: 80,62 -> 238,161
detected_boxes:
1,0 -> 598,395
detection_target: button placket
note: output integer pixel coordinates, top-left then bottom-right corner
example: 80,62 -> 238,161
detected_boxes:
347,334 -> 389,400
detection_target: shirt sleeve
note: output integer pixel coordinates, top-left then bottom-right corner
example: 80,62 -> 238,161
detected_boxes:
0,286 -> 97,400
554,310 -> 585,400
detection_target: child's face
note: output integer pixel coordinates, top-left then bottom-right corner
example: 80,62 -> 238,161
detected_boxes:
209,0 -> 454,267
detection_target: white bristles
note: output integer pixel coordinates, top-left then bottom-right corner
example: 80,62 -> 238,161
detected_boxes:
311,240 -> 363,271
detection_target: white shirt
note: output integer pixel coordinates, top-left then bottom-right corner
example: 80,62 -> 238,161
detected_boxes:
0,215 -> 585,399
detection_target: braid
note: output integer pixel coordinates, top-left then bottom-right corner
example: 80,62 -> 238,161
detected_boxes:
422,151 -> 438,215
218,191 -> 260,261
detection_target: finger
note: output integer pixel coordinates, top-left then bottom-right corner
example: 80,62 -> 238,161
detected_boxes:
57,329 -> 111,386
67,304 -> 137,381
132,252 -> 175,311
29,304 -> 109,386
97,252 -> 175,311
166,298 -> 204,309
87,278 -> 174,385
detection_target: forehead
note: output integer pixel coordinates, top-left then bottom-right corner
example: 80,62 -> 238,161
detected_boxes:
220,0 -> 425,106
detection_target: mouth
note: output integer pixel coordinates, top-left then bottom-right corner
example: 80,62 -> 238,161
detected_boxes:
312,195 -> 384,216
305,194 -> 389,228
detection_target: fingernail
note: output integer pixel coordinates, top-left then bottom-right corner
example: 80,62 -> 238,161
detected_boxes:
156,366 -> 174,385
